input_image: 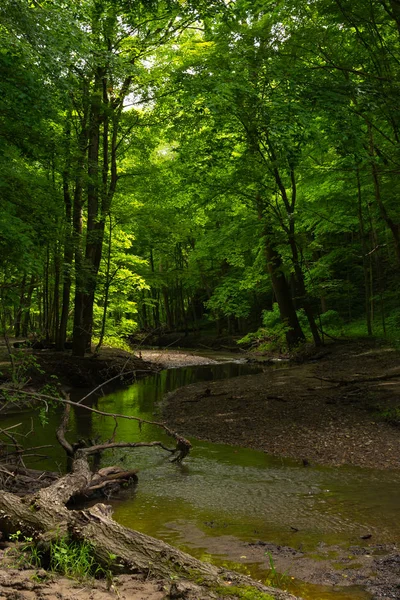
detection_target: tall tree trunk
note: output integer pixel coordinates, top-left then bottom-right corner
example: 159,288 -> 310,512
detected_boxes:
369,125 -> 400,263
95,216 -> 113,354
44,247 -> 50,342
53,244 -> 61,342
72,92 -> 90,357
265,157 -> 320,345
79,70 -> 102,354
356,169 -> 372,336
21,275 -> 35,337
264,229 -> 305,348
76,74 -> 119,355
57,121 -> 74,350
72,160 -> 86,357
287,229 -> 321,346
162,287 -> 173,330
14,275 -> 26,338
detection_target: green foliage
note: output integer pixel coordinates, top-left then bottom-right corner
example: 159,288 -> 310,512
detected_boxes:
265,552 -> 289,589
383,309 -> 400,341
9,351 -> 44,387
92,335 -> 132,352
7,533 -> 117,582
238,305 -> 291,352
378,406 -> 400,426
2,0 -> 400,351
319,310 -> 344,336
7,531 -> 43,568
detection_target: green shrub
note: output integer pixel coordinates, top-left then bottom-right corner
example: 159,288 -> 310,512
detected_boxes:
238,304 -> 293,352
319,310 -> 344,335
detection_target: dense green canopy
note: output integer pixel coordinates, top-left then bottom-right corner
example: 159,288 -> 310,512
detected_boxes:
1,0 -> 400,352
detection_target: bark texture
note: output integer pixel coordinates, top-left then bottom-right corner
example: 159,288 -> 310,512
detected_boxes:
0,452 -> 298,600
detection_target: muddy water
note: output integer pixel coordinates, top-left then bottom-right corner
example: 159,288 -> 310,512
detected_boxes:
4,361 -> 400,600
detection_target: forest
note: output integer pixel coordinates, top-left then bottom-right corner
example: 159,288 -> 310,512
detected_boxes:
1,2 -> 400,600
2,0 -> 400,353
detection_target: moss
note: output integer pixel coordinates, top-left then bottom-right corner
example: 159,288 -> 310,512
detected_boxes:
215,585 -> 274,600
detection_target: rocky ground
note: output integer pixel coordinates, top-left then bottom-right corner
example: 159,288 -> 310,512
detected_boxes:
0,545 -> 295,600
0,564 -> 165,600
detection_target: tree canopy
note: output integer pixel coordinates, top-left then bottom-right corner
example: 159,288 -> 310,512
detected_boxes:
1,0 -> 400,352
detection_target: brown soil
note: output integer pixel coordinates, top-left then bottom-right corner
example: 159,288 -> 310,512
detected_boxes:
0,543 -> 165,600
0,566 -> 165,600
0,546 -> 294,600
163,339 -> 400,470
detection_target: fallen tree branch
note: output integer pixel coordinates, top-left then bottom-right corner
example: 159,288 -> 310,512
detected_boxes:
82,440 -> 176,455
312,371 -> 400,386
3,388 -> 192,462
0,477 -> 297,600
75,365 -> 159,405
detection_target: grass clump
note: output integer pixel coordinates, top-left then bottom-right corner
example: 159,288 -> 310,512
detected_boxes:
49,537 -> 100,579
8,532 -> 115,582
8,531 -> 43,568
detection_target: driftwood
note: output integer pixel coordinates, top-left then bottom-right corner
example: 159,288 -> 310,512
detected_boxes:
0,392 -> 299,599
10,389 -> 192,463
0,451 -> 298,600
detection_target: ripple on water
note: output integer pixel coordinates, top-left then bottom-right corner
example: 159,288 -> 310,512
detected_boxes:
2,362 -> 398,600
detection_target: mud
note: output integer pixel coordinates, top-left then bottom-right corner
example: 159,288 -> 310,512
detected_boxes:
163,339 -> 400,471
162,339 -> 400,600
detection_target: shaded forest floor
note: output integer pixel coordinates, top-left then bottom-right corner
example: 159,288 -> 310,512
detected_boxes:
163,339 -> 400,470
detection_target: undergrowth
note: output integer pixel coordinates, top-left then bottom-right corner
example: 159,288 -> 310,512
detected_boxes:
239,303 -> 400,353
91,334 -> 132,352
7,532 -> 116,582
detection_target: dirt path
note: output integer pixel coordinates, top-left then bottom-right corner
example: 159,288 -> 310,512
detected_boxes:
163,339 -> 400,470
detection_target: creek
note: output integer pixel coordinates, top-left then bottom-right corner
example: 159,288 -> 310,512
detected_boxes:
3,358 -> 400,600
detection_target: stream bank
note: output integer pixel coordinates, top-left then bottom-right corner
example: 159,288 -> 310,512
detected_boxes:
1,339 -> 399,600
0,341 -> 158,391
158,339 -> 400,599
163,339 -> 400,471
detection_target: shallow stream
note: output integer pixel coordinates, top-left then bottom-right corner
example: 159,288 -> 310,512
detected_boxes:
4,360 -> 400,600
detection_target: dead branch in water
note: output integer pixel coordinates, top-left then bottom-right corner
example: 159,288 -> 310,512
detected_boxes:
1,387 -> 192,462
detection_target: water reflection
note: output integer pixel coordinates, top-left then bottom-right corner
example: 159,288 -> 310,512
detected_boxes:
2,361 -> 399,600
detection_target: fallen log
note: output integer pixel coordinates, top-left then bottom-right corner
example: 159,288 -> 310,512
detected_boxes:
0,462 -> 299,600
0,387 -> 300,598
